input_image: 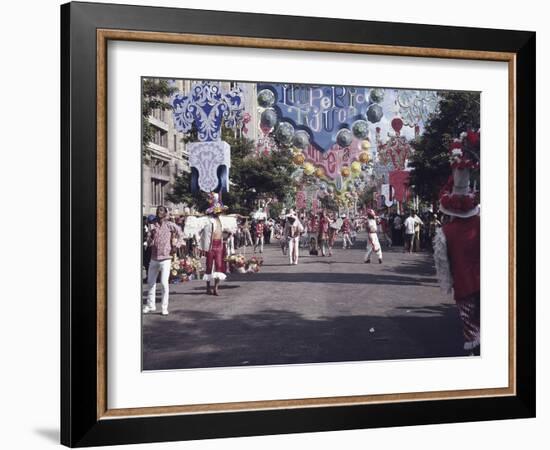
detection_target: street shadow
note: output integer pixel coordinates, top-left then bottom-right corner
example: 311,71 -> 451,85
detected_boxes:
142,303 -> 466,371
223,271 -> 430,286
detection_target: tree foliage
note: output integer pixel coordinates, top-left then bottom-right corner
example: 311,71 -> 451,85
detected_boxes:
142,79 -> 177,156
167,127 -> 296,215
409,91 -> 480,202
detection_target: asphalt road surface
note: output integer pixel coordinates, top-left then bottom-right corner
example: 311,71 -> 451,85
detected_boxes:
142,232 -> 465,371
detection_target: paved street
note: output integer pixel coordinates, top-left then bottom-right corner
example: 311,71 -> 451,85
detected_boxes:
142,232 -> 464,371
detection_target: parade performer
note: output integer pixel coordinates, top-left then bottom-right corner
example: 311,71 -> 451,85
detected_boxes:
143,206 -> 183,315
284,211 -> 304,265
433,140 -> 480,354
341,214 -> 353,249
317,211 -> 331,257
327,213 -> 340,256
364,209 -> 383,264
182,193 -> 237,296
254,219 -> 265,253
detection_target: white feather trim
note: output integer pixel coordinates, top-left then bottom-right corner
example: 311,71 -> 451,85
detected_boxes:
433,228 -> 453,296
182,216 -> 210,238
202,272 -> 227,282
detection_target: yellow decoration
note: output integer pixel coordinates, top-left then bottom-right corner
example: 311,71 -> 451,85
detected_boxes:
303,162 -> 315,175
341,166 -> 351,177
361,140 -> 371,151
293,153 -> 305,165
292,146 -> 302,154
359,151 -> 370,163
351,161 -> 362,174
315,166 -> 325,178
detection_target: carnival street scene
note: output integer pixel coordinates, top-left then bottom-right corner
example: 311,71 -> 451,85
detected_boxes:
142,79 -> 481,371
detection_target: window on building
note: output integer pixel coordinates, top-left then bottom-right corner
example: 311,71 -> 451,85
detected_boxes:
151,179 -> 168,206
151,126 -> 168,148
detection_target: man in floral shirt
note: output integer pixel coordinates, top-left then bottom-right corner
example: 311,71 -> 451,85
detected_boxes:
143,206 -> 182,316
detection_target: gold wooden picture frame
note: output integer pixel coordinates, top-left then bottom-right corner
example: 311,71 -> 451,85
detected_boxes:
62,2 -> 535,447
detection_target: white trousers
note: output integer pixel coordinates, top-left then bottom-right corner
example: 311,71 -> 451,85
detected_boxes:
146,259 -> 171,311
255,235 -> 264,253
342,232 -> 353,248
288,237 -> 300,264
365,233 -> 383,261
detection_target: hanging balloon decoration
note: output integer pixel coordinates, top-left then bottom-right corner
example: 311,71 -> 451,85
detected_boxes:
361,139 -> 371,151
366,104 -> 383,123
257,89 -> 276,108
303,162 -> 315,176
369,88 -> 385,104
292,130 -> 310,150
375,117 -> 413,170
358,151 -> 370,163
336,128 -> 353,148
292,153 -> 305,166
275,121 -> 295,147
350,161 -> 362,175
315,166 -> 325,178
351,120 -> 369,139
260,108 -> 278,130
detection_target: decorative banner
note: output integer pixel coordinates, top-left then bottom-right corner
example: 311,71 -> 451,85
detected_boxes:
375,121 -> 413,170
302,138 -> 365,181
188,141 -> 231,192
380,183 -> 395,207
257,83 -> 380,152
396,90 -> 439,127
172,81 -> 245,141
389,170 -> 411,204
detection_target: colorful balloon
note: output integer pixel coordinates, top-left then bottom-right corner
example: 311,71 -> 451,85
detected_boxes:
358,151 -> 370,163
303,162 -> 315,176
367,104 -> 383,123
351,120 -> 369,139
351,161 -> 362,174
336,128 -> 353,148
292,153 -> 305,165
260,108 -> 278,129
361,139 -> 371,151
369,88 -> 385,103
257,89 -> 275,107
275,122 -> 295,146
292,130 -> 310,150
391,117 -> 404,133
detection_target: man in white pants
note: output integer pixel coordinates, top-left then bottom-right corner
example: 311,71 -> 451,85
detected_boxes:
143,206 -> 182,315
364,209 -> 383,264
284,211 -> 304,265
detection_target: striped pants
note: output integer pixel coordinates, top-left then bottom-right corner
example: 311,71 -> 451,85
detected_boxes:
455,292 -> 480,349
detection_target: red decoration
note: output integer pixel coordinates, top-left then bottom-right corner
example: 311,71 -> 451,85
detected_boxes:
391,117 -> 403,133
389,170 -> 410,203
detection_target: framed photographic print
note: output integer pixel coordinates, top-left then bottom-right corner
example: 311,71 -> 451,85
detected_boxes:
61,1 -> 536,447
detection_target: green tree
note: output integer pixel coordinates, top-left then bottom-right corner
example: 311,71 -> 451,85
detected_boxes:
319,194 -> 338,212
409,91 -> 480,203
167,127 -> 296,215
142,78 -> 177,156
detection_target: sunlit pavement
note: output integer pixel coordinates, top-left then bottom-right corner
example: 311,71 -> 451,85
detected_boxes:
142,232 -> 465,370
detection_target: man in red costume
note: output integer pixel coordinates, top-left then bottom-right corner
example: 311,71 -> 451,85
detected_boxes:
434,138 -> 480,355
